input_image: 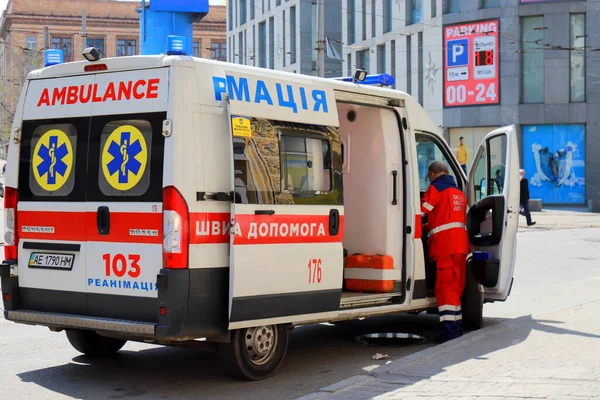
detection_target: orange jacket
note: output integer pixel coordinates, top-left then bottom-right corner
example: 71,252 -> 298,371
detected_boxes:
421,174 -> 469,259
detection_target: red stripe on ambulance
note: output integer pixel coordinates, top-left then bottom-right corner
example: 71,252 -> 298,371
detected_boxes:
18,211 -> 162,244
232,214 -> 344,245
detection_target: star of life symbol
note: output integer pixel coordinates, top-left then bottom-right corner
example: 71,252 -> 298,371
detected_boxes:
106,131 -> 143,184
38,135 -> 68,185
102,125 -> 148,191
32,129 -> 73,192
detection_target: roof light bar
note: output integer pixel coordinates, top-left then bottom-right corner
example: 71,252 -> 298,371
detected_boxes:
339,73 -> 396,87
44,49 -> 64,67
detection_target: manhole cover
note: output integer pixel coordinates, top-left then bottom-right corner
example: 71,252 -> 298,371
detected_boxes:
356,332 -> 427,347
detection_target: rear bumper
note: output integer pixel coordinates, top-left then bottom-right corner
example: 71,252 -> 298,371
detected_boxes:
1,263 -> 229,341
4,309 -> 155,338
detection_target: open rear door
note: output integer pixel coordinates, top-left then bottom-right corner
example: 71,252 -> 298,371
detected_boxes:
467,125 -> 519,302
220,72 -> 344,329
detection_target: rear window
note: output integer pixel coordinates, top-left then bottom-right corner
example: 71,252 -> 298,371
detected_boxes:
29,123 -> 78,197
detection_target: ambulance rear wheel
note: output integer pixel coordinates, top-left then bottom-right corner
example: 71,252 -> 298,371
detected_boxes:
219,324 -> 289,381
66,329 -> 127,357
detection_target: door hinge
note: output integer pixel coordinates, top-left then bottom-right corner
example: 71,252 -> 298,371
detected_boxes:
405,226 -> 412,234
162,119 -> 172,137
12,126 -> 21,143
197,191 -> 234,202
406,278 -> 412,291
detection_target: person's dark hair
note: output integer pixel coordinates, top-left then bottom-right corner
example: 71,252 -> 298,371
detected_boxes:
428,161 -> 449,175
460,136 -> 464,141
495,169 -> 500,175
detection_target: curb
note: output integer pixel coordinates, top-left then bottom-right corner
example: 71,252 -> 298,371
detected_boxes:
297,300 -> 599,399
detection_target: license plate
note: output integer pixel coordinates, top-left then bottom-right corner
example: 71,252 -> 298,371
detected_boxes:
29,252 -> 75,270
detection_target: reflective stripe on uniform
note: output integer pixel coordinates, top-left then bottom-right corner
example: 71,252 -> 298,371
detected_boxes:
422,202 -> 434,211
427,222 -> 467,238
440,314 -> 462,322
439,304 -> 461,312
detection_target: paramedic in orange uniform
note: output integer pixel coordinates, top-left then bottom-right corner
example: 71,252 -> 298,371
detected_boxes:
421,161 -> 469,342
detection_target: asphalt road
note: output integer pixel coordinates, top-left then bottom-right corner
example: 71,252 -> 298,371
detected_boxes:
2,225 -> 600,400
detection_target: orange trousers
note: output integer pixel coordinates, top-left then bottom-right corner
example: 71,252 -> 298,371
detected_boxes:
435,254 -> 467,341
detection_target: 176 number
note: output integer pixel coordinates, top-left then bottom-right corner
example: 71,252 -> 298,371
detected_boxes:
308,258 -> 322,284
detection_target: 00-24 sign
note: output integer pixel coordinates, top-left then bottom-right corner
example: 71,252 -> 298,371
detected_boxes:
445,83 -> 497,105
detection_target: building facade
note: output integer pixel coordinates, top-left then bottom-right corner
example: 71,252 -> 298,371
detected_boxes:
227,0 -> 343,77
0,0 -> 227,150
339,0 -> 598,210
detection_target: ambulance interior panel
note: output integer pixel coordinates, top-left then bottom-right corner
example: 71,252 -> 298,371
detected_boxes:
336,103 -> 404,299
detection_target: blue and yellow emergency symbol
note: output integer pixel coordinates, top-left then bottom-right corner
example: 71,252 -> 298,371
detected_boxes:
231,116 -> 252,138
102,125 -> 148,191
32,129 -> 73,192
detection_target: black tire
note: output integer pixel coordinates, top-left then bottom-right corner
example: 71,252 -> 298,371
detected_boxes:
219,324 -> 289,381
461,261 -> 484,331
66,330 -> 127,357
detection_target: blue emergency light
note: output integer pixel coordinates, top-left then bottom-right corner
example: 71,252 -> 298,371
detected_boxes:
340,73 -> 395,87
166,35 -> 187,56
44,49 -> 64,67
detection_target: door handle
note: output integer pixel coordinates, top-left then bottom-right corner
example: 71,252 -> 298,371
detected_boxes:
255,210 -> 275,215
391,170 -> 398,205
97,206 -> 110,235
329,209 -> 340,236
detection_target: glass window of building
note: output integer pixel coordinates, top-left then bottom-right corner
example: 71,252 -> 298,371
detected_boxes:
362,0 -> 367,41
212,41 -> 227,61
259,21 -> 267,68
283,10 -> 286,67
357,49 -> 370,72
431,0 -> 436,17
26,36 -> 37,50
481,0 -> 500,8
240,0 -> 247,25
116,39 -> 136,57
443,0 -> 460,14
290,6 -> 297,63
239,32 -> 244,64
407,35 -> 412,94
391,40 -> 396,88
86,37 -> 105,58
52,36 -> 72,62
521,16 -> 544,104
570,14 -> 585,103
377,44 -> 386,74
269,17 -> 275,69
372,0 -> 376,37
347,0 -> 356,45
384,0 -> 392,32
193,41 -> 199,57
251,0 -> 255,20
409,0 -> 423,25
418,32 -> 423,105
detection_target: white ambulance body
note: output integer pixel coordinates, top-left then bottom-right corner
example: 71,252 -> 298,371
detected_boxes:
1,54 -> 520,380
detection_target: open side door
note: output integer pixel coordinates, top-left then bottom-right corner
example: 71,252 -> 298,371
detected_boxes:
222,74 -> 344,330
466,125 -> 519,302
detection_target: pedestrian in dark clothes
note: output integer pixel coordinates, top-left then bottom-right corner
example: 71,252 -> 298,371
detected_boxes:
520,169 -> 536,227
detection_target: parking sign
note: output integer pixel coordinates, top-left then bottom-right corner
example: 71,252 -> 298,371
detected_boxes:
447,39 -> 469,67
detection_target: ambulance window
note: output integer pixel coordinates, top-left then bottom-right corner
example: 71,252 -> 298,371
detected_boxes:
28,123 -> 78,197
280,135 -> 332,192
97,119 -> 153,197
415,133 -> 461,191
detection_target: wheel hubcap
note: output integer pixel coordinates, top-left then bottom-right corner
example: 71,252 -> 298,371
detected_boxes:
244,325 -> 277,365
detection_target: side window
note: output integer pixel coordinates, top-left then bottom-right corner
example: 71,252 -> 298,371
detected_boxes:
416,133 -> 460,191
472,133 -> 506,201
29,123 -> 78,197
280,135 -> 331,192
232,118 -> 342,205
97,119 -> 153,197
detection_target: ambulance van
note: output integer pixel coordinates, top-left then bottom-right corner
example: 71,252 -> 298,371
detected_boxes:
1,50 -> 520,381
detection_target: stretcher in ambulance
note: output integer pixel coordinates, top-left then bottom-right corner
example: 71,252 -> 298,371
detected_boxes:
1,50 -> 520,381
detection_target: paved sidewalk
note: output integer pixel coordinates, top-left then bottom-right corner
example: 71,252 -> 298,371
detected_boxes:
519,209 -> 600,231
299,301 -> 600,400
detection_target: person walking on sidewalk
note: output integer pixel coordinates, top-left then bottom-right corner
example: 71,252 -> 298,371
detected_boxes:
421,161 -> 469,343
519,169 -> 536,227
456,137 -> 468,175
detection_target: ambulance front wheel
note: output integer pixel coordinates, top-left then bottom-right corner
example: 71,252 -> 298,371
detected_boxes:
219,324 -> 290,381
66,329 -> 127,357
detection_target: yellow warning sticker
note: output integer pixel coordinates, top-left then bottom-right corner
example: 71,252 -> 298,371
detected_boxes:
231,116 -> 252,138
